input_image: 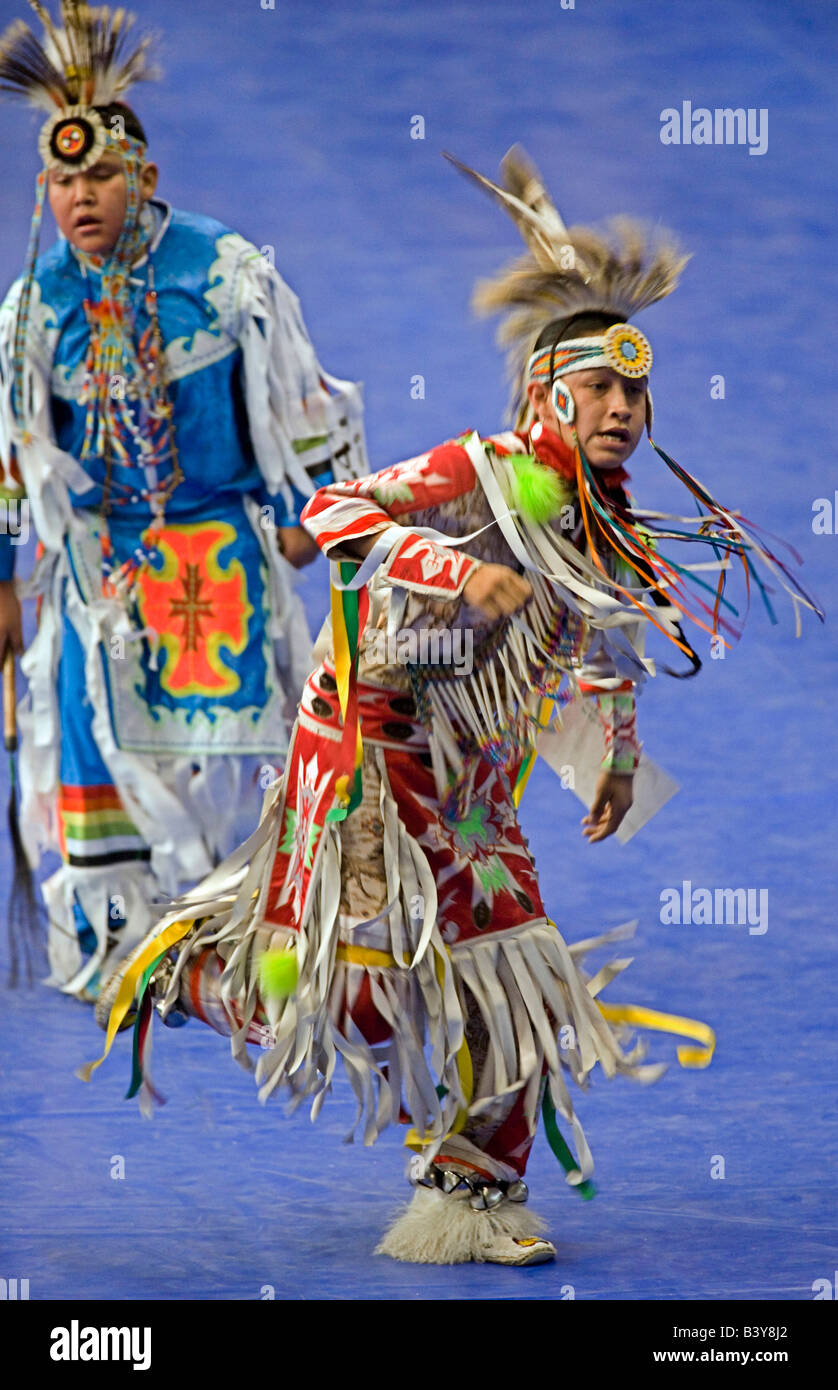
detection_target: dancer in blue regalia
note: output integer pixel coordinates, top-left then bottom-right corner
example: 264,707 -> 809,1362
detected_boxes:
0,1 -> 367,999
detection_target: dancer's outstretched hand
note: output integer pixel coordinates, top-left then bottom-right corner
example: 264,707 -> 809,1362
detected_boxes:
582,771 -> 634,842
463,564 -> 532,621
278,525 -> 321,569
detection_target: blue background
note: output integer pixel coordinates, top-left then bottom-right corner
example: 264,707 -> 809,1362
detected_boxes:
1,0 -> 836,1302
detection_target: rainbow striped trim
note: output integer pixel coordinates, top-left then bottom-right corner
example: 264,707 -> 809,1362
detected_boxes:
58,783 -> 149,868
527,323 -> 653,383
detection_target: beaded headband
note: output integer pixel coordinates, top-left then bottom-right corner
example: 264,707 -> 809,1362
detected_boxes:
527,323 -> 653,385
527,322 -> 653,428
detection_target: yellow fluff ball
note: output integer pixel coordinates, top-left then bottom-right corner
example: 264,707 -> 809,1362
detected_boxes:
259,949 -> 299,999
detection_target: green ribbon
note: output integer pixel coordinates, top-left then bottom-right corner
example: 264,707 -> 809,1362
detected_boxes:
542,1091 -> 596,1200
125,951 -> 168,1100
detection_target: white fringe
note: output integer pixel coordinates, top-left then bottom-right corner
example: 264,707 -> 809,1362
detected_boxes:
124,752 -> 664,1182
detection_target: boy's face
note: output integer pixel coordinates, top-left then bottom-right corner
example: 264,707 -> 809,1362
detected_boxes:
528,364 -> 647,469
47,151 -> 158,257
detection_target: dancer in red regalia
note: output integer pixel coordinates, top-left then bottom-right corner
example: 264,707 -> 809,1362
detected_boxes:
87,147 -> 820,1266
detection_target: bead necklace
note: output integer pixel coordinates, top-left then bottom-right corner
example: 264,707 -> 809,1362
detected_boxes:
77,250 -> 183,600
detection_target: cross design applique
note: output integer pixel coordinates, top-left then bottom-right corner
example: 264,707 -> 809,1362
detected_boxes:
169,563 -> 214,652
137,521 -> 254,697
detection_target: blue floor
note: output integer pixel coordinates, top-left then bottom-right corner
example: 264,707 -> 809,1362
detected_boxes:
1,0 -> 837,1301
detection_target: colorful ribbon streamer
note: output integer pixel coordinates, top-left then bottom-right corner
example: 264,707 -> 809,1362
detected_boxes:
77,917 -> 197,1083
597,1000 -> 716,1069
541,1091 -> 596,1200
327,560 -> 367,821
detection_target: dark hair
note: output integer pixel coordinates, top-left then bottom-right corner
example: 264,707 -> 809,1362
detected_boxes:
93,102 -> 148,146
534,310 -> 623,355
533,311 -> 624,394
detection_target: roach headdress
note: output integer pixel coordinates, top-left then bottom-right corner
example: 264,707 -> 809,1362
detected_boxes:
0,1 -> 157,167
447,145 -> 821,655
0,2 -> 166,507
446,146 -> 688,431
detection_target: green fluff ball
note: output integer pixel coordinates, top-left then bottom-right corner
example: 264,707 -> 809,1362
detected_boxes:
510,456 -> 564,525
259,948 -> 299,999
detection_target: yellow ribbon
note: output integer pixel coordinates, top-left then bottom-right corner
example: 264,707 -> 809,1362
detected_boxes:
598,1001 -> 715,1068
77,918 -> 197,1082
336,943 -> 406,968
330,578 -> 352,722
451,1033 -> 474,1131
512,696 -> 556,809
329,578 -> 363,808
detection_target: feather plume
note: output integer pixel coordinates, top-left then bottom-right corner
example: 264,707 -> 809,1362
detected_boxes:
0,19 -> 66,110
446,146 -> 690,423
0,1 -> 158,117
